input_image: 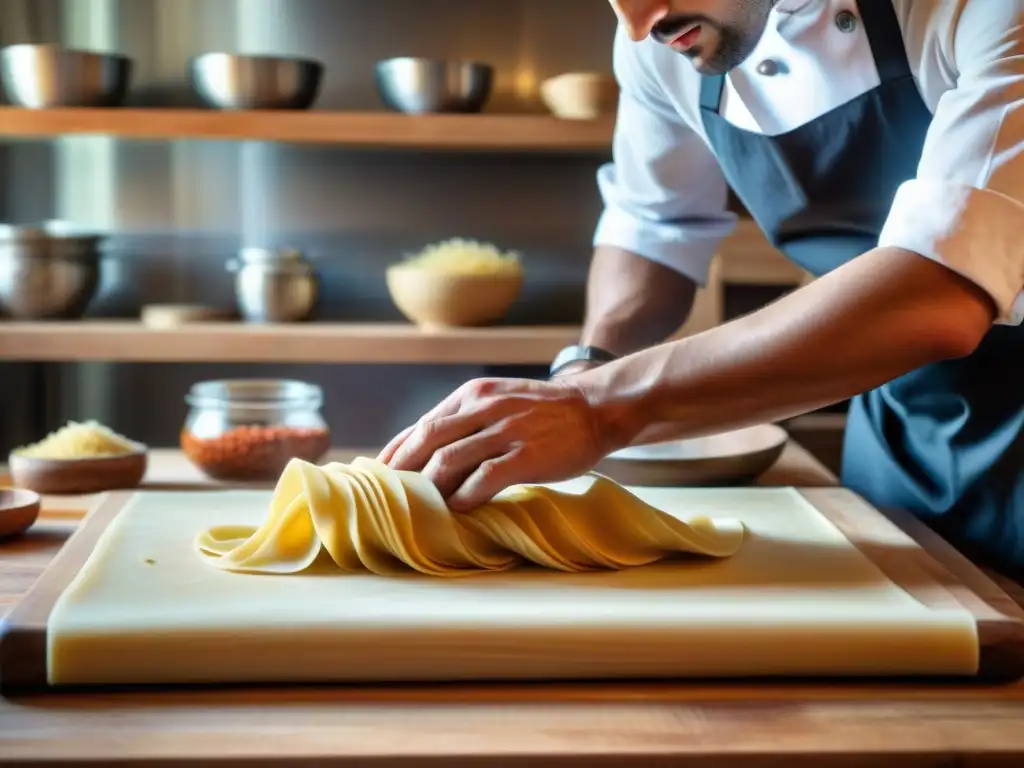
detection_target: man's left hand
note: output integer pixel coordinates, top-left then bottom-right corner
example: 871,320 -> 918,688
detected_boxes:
377,377 -> 611,511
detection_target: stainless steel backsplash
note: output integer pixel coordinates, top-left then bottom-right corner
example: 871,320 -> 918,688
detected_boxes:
0,0 -> 616,450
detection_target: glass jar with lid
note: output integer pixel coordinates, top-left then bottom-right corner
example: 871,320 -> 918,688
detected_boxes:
181,379 -> 331,481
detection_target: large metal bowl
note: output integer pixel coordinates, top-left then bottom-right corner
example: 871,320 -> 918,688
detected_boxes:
375,58 -> 493,114
189,53 -> 324,110
0,44 -> 132,108
0,222 -> 104,319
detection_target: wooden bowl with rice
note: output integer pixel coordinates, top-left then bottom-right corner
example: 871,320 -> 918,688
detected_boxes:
9,421 -> 148,495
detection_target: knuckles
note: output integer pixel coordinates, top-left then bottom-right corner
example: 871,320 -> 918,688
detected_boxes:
413,417 -> 438,442
430,445 -> 462,476
464,377 -> 501,400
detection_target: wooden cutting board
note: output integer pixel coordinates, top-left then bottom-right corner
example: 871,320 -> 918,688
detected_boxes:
2,486 -> 1024,693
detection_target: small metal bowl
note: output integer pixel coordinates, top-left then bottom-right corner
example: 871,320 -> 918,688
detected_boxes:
375,57 -> 493,114
0,222 -> 104,319
189,53 -> 324,110
0,44 -> 132,108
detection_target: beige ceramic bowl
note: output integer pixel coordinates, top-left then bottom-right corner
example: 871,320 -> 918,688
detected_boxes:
596,424 -> 790,487
385,266 -> 523,329
540,72 -> 618,120
9,445 -> 148,495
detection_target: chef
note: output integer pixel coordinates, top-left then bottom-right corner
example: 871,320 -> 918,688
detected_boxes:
380,0 -> 1024,576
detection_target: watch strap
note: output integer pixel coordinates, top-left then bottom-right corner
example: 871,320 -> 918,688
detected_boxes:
549,345 -> 617,377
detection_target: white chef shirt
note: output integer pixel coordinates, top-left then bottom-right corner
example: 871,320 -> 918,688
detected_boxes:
594,0 -> 1024,326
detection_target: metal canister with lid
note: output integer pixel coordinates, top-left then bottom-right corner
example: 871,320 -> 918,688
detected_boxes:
226,247 -> 318,323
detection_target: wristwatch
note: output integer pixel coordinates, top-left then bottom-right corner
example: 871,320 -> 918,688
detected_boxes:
548,345 -> 618,378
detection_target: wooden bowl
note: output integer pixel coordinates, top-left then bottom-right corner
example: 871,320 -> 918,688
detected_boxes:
0,488 -> 41,539
385,266 -> 523,329
141,303 -> 236,328
540,72 -> 618,120
8,445 -> 148,495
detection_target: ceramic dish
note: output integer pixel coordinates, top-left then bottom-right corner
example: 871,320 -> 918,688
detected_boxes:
596,424 -> 789,487
539,71 -> 618,120
385,267 -> 523,328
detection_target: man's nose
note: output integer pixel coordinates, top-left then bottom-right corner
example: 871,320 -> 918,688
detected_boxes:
613,1 -> 670,41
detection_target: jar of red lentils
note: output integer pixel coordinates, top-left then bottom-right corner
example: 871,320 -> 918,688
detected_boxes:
181,379 -> 331,482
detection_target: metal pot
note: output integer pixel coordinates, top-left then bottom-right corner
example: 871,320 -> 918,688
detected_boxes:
0,222 -> 104,319
226,247 -> 318,323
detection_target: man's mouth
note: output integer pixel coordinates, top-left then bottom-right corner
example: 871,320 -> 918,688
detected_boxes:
670,23 -> 703,50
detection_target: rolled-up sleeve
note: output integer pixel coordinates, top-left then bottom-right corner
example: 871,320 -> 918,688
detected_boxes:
877,0 -> 1024,325
593,26 -> 737,286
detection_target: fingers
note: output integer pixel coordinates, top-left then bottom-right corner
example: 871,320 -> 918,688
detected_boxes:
388,401 -> 499,472
421,425 -> 512,499
376,424 -> 414,464
377,384 -> 471,465
447,449 -> 526,511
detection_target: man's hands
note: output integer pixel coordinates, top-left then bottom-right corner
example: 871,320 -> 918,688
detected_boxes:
377,377 -> 615,511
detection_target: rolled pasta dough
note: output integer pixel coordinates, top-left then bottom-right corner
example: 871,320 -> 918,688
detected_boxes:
195,457 -> 745,576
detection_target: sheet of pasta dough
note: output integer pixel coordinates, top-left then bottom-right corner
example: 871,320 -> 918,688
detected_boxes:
47,483 -> 979,685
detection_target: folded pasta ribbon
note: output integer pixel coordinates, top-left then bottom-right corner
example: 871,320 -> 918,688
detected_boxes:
195,457 -> 745,576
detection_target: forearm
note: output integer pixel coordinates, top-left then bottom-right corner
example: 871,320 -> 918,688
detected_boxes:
579,247 -> 997,450
579,245 -> 698,356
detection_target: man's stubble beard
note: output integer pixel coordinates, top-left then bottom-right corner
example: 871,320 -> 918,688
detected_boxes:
682,0 -> 778,75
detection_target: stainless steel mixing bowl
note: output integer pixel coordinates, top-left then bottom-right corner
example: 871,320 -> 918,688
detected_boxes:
0,223 -> 104,319
375,58 -> 493,114
189,53 -> 324,110
0,44 -> 132,108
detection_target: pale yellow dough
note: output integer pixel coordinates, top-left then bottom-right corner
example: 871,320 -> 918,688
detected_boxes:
194,457 -> 746,576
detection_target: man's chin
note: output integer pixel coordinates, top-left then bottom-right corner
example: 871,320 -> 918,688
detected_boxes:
682,50 -> 729,76
686,56 -> 730,76
681,45 -> 752,76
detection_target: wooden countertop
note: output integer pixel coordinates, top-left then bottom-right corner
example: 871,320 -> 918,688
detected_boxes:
2,445 -> 1024,767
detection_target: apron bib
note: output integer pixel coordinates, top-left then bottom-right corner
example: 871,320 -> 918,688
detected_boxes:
698,0 -> 1024,576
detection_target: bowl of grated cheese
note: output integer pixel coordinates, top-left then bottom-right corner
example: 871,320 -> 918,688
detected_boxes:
385,238 -> 524,329
9,420 -> 147,495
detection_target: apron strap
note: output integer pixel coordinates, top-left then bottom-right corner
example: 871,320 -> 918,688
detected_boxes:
855,0 -> 913,84
699,73 -> 726,113
699,0 -> 912,114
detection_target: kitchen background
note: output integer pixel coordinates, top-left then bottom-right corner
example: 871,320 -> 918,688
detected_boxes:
0,0 -> 845,470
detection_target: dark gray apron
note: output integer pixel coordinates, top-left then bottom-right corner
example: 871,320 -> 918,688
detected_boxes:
698,0 -> 1024,576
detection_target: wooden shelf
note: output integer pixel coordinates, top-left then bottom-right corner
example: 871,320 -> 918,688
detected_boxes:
0,107 -> 614,151
0,321 -> 580,364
